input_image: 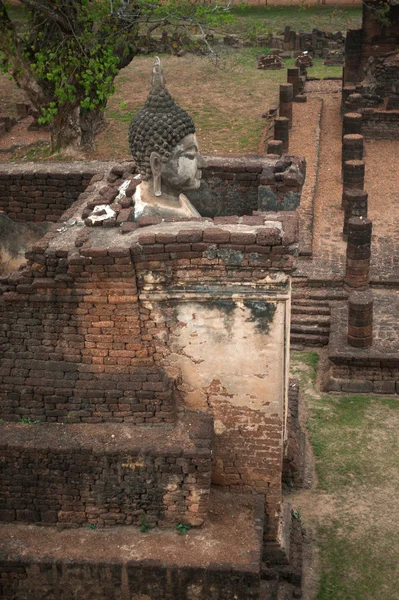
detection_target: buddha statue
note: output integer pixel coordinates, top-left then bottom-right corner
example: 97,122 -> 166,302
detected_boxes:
128,57 -> 206,219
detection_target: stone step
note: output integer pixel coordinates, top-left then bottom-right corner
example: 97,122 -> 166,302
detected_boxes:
291,313 -> 331,325
290,323 -> 330,335
290,333 -> 329,346
291,304 -> 330,315
291,288 -> 347,302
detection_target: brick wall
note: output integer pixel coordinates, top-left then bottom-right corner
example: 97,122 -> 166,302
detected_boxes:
186,154 -> 305,217
0,413 -> 213,528
327,360 -> 399,394
0,162 -> 110,222
126,214 -> 297,541
0,240 -> 178,424
360,109 -> 399,139
283,380 -> 305,490
1,207 -> 297,542
344,1 -> 399,85
0,559 -> 260,600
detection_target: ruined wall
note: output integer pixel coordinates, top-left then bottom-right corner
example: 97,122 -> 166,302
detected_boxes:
327,301 -> 399,394
0,244 -> 176,425
186,155 -> 305,217
282,380 -> 305,490
0,155 -> 301,551
327,359 -> 399,394
0,414 -> 212,528
0,560 -> 260,600
360,109 -> 399,139
0,163 -> 109,222
344,1 -> 399,85
0,212 -> 298,542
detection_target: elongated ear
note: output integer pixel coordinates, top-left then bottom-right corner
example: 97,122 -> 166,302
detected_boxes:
150,151 -> 162,196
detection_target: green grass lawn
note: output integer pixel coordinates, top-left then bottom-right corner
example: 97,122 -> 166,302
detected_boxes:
228,5 -> 362,37
92,51 -> 341,160
290,352 -> 399,600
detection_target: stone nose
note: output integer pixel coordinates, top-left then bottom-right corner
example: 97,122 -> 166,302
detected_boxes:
197,153 -> 207,169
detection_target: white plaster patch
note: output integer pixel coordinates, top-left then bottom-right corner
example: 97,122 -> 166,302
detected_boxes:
264,220 -> 283,233
116,179 -> 131,201
167,300 -> 287,415
87,204 -> 116,224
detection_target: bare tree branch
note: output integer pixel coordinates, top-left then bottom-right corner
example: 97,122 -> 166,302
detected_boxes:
18,0 -> 73,32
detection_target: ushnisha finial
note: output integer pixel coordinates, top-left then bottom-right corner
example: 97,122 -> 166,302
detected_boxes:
151,56 -> 166,92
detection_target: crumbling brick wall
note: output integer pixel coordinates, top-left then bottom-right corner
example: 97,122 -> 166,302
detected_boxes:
344,0 -> 399,86
0,158 -> 300,545
0,163 -> 109,222
186,155 -> 305,217
0,414 -> 213,528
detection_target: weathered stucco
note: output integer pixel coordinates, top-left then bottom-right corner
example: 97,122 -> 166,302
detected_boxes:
168,300 -> 285,415
139,272 -> 291,540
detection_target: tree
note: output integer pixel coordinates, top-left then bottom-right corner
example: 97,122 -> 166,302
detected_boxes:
0,0 -> 232,153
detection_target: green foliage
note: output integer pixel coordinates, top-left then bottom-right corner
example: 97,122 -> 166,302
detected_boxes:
176,522 -> 191,535
88,523 -> 97,531
292,506 -> 301,520
0,0 -> 233,146
140,512 -> 151,533
20,417 -> 41,424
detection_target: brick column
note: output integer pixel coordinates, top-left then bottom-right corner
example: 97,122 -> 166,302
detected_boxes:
266,139 -> 283,156
344,217 -> 372,289
342,85 -> 356,106
346,93 -> 363,112
348,291 -> 373,348
287,67 -> 300,98
343,160 -> 365,190
274,117 -> 289,153
342,134 -> 364,172
343,189 -> 368,238
279,83 -> 293,127
343,112 -> 362,137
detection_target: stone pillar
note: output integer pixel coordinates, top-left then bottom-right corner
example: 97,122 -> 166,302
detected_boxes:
274,117 -> 289,153
343,112 -> 362,137
342,134 -> 364,172
343,189 -> 368,237
348,291 -> 373,348
279,83 -> 293,127
344,217 -> 372,289
287,67 -> 300,98
266,139 -> 283,156
343,159 -> 365,190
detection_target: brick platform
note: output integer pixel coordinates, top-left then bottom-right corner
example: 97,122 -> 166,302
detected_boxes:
327,289 -> 399,394
0,488 -> 264,600
0,413 -> 213,528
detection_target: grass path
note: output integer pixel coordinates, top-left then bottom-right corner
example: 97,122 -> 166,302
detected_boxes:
289,351 -> 399,600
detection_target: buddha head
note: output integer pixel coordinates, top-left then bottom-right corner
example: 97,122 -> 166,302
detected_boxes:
128,58 -> 206,207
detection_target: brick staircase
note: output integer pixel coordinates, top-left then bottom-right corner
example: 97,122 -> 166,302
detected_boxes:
290,284 -> 348,348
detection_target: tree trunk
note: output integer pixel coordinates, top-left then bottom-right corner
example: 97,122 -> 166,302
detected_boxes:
80,109 -> 106,152
50,105 -> 105,153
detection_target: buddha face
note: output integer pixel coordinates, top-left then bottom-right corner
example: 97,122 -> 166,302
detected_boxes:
150,134 -> 206,194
